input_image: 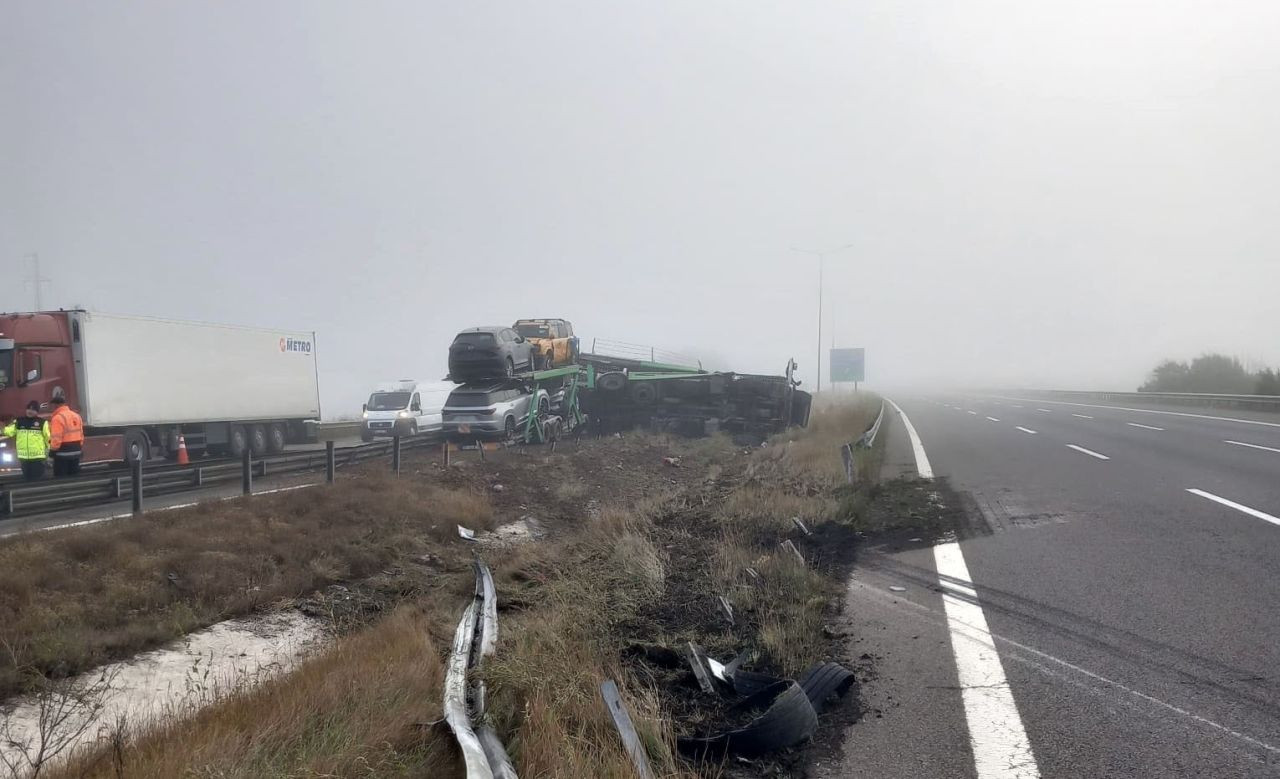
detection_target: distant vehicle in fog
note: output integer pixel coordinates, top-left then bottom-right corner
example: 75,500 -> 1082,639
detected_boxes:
361,380 -> 452,441
448,326 -> 535,381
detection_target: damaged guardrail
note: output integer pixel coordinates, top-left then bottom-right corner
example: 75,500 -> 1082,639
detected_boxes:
840,399 -> 886,484
444,560 -> 517,779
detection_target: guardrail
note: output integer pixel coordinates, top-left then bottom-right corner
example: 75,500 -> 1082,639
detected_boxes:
840,399 -> 886,484
1016,389 -> 1280,414
0,435 -> 441,520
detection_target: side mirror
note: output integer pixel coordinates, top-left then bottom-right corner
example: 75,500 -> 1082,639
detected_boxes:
25,369 -> 38,383
362,402 -> 368,412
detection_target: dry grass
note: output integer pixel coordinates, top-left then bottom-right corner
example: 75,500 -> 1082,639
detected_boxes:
0,469 -> 497,700
55,605 -> 461,778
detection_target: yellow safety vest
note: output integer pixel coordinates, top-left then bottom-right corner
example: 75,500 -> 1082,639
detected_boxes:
2,417 -> 51,460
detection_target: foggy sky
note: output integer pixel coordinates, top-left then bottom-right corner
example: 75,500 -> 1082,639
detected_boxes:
4,2 -> 1278,416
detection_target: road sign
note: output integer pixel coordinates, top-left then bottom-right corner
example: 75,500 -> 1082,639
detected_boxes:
830,348 -> 865,383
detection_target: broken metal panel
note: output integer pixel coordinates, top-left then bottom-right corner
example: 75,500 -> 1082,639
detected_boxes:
444,600 -> 493,779
601,679 -> 657,779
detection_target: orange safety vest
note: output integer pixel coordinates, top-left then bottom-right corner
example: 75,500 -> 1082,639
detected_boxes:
49,405 -> 85,450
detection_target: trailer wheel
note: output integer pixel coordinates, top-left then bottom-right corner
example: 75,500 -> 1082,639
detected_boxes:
228,425 -> 248,458
267,423 -> 287,453
123,429 -> 151,465
248,424 -> 268,455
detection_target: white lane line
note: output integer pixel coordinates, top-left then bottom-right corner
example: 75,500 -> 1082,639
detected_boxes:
967,410 -> 979,416
986,416 -> 1001,422
1071,414 -> 1094,419
935,543 -> 1041,778
886,398 -> 933,478
887,398 -> 1038,778
1066,444 -> 1110,460
991,396 -> 1280,429
1187,489 -> 1280,528
1012,404 -> 1024,409
1126,422 -> 1165,431
1015,427 -> 1038,435
1036,408 -> 1052,413
1225,440 -> 1280,455
851,580 -> 1280,762
20,482 -> 324,536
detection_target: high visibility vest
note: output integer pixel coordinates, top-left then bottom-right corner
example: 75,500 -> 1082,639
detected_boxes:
49,405 -> 85,451
2,417 -> 51,460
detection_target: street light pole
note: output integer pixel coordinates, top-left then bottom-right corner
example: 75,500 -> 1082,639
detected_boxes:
791,244 -> 853,393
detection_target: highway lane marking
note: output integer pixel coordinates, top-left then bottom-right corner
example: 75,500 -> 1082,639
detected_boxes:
1012,404 -> 1024,408
1224,440 -> 1280,455
1126,422 -> 1165,431
13,482 -> 324,538
1015,427 -> 1038,435
991,396 -> 1280,429
1036,408 -> 1053,413
886,398 -> 933,478
1066,444 -> 1110,460
968,410 -> 979,415
986,416 -> 1001,422
852,581 -> 1280,763
1187,489 -> 1280,528
886,398 -> 1039,778
1071,413 -> 1094,419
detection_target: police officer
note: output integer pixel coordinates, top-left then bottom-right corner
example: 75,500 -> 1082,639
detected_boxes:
48,391 -> 85,477
2,401 -> 51,481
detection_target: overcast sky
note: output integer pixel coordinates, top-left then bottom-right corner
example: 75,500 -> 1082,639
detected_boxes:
4,2 -> 1277,415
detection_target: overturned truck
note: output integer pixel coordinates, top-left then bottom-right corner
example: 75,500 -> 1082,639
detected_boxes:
578,355 -> 812,437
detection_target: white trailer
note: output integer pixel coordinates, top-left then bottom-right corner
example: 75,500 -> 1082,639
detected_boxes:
0,310 -> 321,463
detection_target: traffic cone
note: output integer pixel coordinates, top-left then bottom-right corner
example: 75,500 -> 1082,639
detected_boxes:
176,434 -> 189,465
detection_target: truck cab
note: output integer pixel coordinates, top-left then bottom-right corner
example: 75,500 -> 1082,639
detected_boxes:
361,380 -> 452,441
513,318 -> 579,371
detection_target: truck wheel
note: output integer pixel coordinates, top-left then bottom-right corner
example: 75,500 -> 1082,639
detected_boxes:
631,382 -> 658,405
228,425 -> 248,458
123,429 -> 151,465
248,424 -> 268,455
267,423 -> 287,453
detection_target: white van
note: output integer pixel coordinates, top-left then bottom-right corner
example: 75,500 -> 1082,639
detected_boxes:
361,380 -> 454,441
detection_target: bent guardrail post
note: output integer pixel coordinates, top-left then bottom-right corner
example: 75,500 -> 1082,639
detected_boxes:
131,458 -> 143,516
325,441 -> 335,484
601,679 -> 656,779
840,443 -> 854,485
444,597 -> 492,779
392,435 -> 402,475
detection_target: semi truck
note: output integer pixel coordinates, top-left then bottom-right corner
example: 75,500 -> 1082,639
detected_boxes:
0,310 -> 321,464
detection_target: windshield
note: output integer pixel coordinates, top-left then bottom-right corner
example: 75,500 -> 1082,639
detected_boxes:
453,332 -> 496,346
367,391 -> 411,411
0,348 -> 11,390
446,391 -> 492,407
516,324 -> 550,338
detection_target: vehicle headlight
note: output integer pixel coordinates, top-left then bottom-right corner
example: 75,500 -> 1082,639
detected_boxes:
362,411 -> 369,419
397,410 -> 410,418
1,452 -> 13,464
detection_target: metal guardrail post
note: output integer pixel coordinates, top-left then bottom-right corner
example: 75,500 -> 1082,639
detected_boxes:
325,441 -> 335,483
241,447 -> 252,495
131,458 -> 144,516
392,435 -> 402,475
4,488 -> 13,517
442,442 -> 450,467
194,467 -> 203,487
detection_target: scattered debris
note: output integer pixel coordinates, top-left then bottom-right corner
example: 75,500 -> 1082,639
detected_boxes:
601,679 -> 657,779
491,484 -> 505,493
791,517 -> 811,536
457,525 -> 477,541
888,585 -> 906,593
662,456 -> 682,467
779,539 -> 805,566
685,642 -> 720,695
716,595 -> 735,625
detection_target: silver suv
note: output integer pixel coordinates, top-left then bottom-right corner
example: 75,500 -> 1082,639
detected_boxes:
442,382 -> 550,441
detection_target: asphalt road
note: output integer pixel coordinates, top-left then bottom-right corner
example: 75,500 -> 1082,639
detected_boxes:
839,394 -> 1280,778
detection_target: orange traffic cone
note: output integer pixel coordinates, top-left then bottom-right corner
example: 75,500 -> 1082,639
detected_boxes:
176,434 -> 189,465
